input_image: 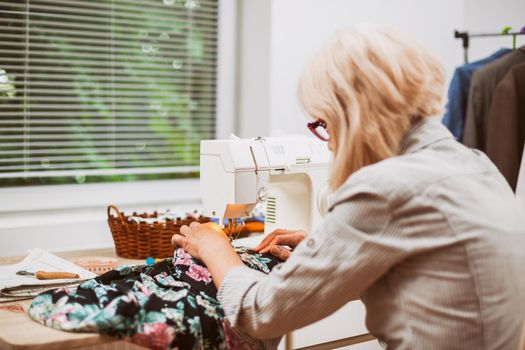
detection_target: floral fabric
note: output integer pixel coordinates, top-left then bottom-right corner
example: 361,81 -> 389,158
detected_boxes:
28,247 -> 281,350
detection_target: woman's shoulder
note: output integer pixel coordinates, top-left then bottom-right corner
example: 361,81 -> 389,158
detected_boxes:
331,143 -> 481,207
333,153 -> 432,201
332,137 -> 503,211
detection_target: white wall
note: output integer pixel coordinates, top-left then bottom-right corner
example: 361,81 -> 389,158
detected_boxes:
268,0 -> 464,135
236,0 -> 272,137
464,0 -> 525,62
236,0 -> 524,137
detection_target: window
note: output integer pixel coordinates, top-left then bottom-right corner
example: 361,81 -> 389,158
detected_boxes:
0,0 -> 219,187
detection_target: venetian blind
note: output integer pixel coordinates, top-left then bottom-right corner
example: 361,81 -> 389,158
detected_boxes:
0,0 -> 218,186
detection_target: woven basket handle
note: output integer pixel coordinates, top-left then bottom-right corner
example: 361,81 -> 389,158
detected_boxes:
107,205 -> 125,223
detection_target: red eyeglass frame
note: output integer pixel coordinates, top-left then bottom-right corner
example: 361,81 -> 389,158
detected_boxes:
307,119 -> 329,141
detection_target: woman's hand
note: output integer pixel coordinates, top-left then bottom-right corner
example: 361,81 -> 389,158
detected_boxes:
171,221 -> 230,261
255,229 -> 307,260
171,221 -> 244,289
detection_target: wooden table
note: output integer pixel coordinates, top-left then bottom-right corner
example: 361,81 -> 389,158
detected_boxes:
0,248 -> 147,350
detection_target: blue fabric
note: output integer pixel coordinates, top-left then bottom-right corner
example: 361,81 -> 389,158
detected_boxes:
442,48 -> 511,141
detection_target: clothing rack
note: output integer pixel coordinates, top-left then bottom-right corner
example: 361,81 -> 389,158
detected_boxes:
454,30 -> 525,64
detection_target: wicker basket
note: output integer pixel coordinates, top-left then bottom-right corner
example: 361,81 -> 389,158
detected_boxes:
107,205 -> 209,259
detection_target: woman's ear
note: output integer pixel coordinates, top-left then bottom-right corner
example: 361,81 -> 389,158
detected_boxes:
328,138 -> 335,151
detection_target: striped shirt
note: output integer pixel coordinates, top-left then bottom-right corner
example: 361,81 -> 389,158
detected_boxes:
217,118 -> 525,349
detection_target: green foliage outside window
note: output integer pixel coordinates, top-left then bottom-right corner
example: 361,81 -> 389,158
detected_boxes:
0,0 -> 218,187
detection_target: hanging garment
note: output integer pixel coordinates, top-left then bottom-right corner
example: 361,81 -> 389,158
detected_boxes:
485,62 -> 525,190
463,46 -> 525,150
516,143 -> 525,209
28,247 -> 282,350
442,48 -> 511,141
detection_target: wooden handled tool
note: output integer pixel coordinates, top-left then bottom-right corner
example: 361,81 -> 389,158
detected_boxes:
16,270 -> 80,280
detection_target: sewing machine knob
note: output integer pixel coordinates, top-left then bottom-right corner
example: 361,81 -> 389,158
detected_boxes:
257,187 -> 268,201
317,181 -> 332,216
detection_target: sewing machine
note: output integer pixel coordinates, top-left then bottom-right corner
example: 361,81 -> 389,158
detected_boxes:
200,135 -> 332,238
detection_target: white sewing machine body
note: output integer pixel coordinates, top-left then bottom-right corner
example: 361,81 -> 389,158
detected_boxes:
200,135 -> 332,235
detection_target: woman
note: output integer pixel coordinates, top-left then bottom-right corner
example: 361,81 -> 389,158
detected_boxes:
172,26 -> 525,349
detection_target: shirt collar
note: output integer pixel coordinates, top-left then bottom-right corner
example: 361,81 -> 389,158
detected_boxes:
399,117 -> 454,155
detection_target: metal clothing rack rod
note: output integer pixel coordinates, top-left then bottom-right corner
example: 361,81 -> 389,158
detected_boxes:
454,30 -> 525,64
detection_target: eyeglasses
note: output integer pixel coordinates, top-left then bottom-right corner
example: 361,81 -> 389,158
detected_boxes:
307,119 -> 329,141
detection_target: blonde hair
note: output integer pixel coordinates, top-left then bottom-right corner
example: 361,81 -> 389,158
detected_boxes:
298,25 -> 445,190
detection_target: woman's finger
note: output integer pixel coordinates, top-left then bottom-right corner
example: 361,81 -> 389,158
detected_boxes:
259,233 -> 303,254
255,229 -> 288,251
254,231 -> 279,251
189,221 -> 201,229
171,233 -> 187,248
273,233 -> 304,247
258,236 -> 281,254
203,222 -> 225,234
270,245 -> 292,260
180,225 -> 190,236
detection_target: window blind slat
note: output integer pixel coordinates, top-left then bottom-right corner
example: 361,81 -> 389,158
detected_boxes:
3,1 -> 219,18
0,0 -> 218,185
0,36 -> 219,54
0,58 -> 217,72
0,152 -> 202,163
0,146 -> 199,155
0,16 -> 208,32
0,20 -> 219,36
0,3 -> 219,24
0,31 -> 218,47
0,119 -> 215,124
0,160 -> 200,172
0,37 -> 218,56
0,89 -> 216,98
23,1 -> 219,18
0,73 -> 217,85
0,63 -> 216,74
1,95 -> 217,103
0,104 -> 216,111
0,11 -> 218,34
0,139 -> 201,147
0,131 -> 212,139
25,0 -> 217,14
0,17 -> 219,38
0,125 -> 215,132
0,108 -> 214,118
0,26 -> 219,43
0,166 -> 200,179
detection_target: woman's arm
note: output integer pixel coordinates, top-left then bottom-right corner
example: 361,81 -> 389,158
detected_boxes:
175,187 -> 409,339
199,241 -> 245,289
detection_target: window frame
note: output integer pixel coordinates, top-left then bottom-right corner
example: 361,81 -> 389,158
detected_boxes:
0,0 -> 237,216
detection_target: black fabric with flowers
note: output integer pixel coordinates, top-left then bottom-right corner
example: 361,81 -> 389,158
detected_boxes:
29,247 -> 282,350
